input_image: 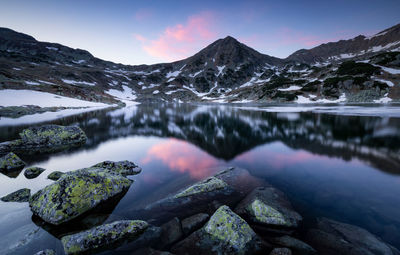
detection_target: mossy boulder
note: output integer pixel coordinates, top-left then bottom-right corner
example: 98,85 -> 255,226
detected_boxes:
171,205 -> 269,255
30,168 -> 133,225
19,125 -> 87,147
1,188 -> 30,202
91,160 -> 142,176
235,187 -> 302,231
61,220 -> 148,255
24,167 -> 45,179
0,152 -> 26,172
174,177 -> 228,198
47,171 -> 65,181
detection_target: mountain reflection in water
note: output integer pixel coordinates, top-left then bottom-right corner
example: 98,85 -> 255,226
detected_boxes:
1,103 -> 400,253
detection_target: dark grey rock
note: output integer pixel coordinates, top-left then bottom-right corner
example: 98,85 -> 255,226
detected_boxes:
1,188 -> 30,202
160,217 -> 183,247
271,235 -> 316,255
24,167 -> 45,179
91,160 -> 142,176
181,213 -> 209,236
269,248 -> 292,255
0,152 -> 26,172
306,217 -> 400,255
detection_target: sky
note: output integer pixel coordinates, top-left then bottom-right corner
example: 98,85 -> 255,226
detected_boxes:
1,0 -> 399,65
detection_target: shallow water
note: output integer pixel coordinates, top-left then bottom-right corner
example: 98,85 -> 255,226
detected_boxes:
1,103 -> 400,254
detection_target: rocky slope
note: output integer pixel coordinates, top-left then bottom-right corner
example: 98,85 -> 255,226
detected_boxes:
0,24 -> 399,105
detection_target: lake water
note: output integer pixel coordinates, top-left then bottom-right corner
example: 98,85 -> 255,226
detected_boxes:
1,103 -> 400,254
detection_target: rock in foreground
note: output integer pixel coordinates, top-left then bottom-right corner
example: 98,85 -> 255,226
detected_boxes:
61,220 -> 148,255
30,168 -> 132,225
235,187 -> 302,231
0,152 -> 26,172
172,205 -> 269,255
1,188 -> 30,202
47,171 -> 65,181
24,167 -> 45,179
306,218 -> 400,255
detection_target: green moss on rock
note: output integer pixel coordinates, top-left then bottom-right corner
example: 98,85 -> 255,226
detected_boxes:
1,188 -> 30,202
19,125 -> 87,146
248,199 -> 289,226
91,160 -> 142,176
61,220 -> 148,254
30,168 -> 133,225
47,171 -> 65,181
0,152 -> 26,172
174,177 -> 228,198
24,167 -> 45,179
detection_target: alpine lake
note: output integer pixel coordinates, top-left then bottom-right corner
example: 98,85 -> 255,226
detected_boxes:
1,102 -> 400,254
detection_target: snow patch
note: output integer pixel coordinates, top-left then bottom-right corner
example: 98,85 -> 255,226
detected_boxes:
62,79 -> 96,86
278,85 -> 301,91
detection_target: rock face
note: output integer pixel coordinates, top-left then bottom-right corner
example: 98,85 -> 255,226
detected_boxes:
306,218 -> 400,255
91,160 -> 142,176
171,205 -> 268,255
0,125 -> 87,154
0,152 -> 26,172
24,167 -> 45,179
235,187 -> 302,231
61,220 -> 148,254
30,168 -> 132,225
1,188 -> 30,202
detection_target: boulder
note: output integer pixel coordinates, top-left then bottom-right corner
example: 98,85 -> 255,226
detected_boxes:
306,217 -> 400,255
47,171 -> 65,181
235,187 -> 302,232
269,248 -> 292,255
1,188 -> 30,202
139,167 -> 262,223
91,160 -> 142,176
24,167 -> 45,179
171,205 -> 270,255
160,217 -> 183,247
0,152 -> 26,172
33,249 -> 56,255
271,235 -> 316,255
30,168 -> 132,225
61,220 -> 148,255
181,213 -> 209,236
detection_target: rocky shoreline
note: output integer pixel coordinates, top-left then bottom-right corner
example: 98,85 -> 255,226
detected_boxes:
0,125 -> 399,255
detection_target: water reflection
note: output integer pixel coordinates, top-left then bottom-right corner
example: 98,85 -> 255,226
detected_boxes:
1,103 -> 400,253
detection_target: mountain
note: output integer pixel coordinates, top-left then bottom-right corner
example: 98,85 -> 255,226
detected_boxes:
0,24 -> 399,106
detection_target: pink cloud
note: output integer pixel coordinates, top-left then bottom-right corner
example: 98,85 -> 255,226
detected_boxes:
135,11 -> 218,61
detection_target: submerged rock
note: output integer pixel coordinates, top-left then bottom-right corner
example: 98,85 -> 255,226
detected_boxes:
0,125 -> 87,155
271,235 -> 316,255
24,167 -> 45,179
306,217 -> 400,255
235,187 -> 302,231
92,160 -> 142,176
171,205 -> 269,255
61,220 -> 148,255
30,168 -> 132,225
181,213 -> 209,236
34,249 -> 56,255
0,152 -> 26,172
47,171 -> 65,181
1,188 -> 30,202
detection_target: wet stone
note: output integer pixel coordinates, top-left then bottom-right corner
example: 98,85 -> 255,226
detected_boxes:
47,171 -> 65,181
271,235 -> 316,255
269,248 -> 292,255
181,213 -> 209,236
1,188 -> 30,202
91,160 -> 142,176
0,152 -> 26,172
24,167 -> 45,179
160,217 -> 183,247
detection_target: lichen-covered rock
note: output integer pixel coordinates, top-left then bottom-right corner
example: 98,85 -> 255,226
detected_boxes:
47,171 -> 65,181
306,218 -> 400,255
1,188 -> 30,202
181,213 -> 209,235
235,187 -> 302,230
271,236 -> 316,255
91,160 -> 142,176
0,152 -> 26,172
171,205 -> 269,255
19,125 -> 86,147
61,220 -> 148,255
24,167 -> 45,179
34,249 -> 56,255
174,177 -> 228,198
269,248 -> 292,255
30,168 -> 133,225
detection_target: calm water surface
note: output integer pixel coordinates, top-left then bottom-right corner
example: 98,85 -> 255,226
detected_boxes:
1,103 -> 400,254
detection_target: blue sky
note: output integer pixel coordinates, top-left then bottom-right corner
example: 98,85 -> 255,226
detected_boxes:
1,0 -> 399,65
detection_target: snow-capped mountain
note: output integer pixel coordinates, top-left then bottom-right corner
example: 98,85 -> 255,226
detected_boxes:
0,23 -> 399,105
